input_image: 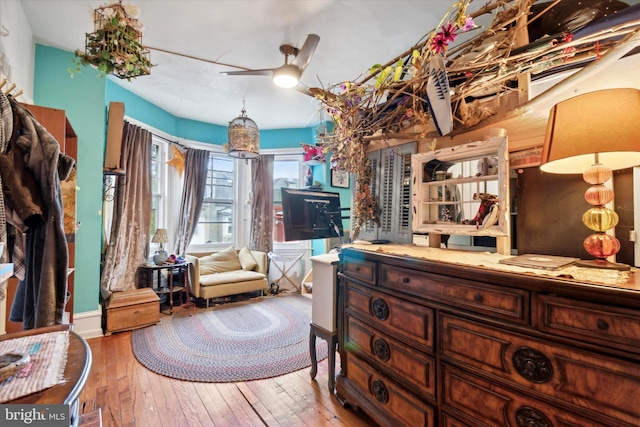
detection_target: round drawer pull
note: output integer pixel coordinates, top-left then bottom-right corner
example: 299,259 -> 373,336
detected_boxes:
515,406 -> 551,427
354,266 -> 361,273
402,277 -> 410,284
371,379 -> 389,404
473,294 -> 484,303
372,298 -> 389,321
597,319 -> 610,331
373,338 -> 391,361
512,347 -> 553,383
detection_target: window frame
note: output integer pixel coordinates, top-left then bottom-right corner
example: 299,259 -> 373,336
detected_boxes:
187,152 -> 236,250
150,136 -> 168,238
125,116 -> 315,256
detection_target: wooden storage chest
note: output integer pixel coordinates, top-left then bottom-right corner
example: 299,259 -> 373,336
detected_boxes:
103,288 -> 159,336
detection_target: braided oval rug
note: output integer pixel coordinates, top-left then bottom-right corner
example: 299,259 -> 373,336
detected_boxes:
131,294 -> 328,382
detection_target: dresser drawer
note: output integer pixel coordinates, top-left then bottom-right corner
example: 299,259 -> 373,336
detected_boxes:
381,265 -> 529,324
342,255 -> 376,285
344,352 -> 435,427
440,413 -> 471,427
346,315 -> 436,401
537,294 -> 640,355
440,313 -> 640,425
442,364 -> 607,427
345,280 -> 434,353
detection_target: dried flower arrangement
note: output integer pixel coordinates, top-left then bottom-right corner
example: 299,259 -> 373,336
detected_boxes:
71,1 -> 153,79
313,0 -> 640,237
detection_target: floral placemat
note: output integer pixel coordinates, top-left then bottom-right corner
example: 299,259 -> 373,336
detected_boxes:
0,330 -> 69,402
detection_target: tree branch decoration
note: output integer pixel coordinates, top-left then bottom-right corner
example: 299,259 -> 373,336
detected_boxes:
71,1 -> 153,79
313,0 -> 640,237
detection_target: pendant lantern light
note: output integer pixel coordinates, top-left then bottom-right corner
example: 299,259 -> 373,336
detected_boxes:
228,99 -> 260,160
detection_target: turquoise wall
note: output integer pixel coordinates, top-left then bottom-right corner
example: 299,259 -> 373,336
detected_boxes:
310,155 -> 352,255
34,45 -> 340,315
106,80 -> 314,147
105,82 -> 180,136
34,45 -> 106,314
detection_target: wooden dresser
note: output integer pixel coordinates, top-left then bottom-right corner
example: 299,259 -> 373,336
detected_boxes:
337,246 -> 640,427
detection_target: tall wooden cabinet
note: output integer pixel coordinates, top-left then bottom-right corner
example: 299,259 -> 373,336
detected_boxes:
337,246 -> 640,426
4,104 -> 76,333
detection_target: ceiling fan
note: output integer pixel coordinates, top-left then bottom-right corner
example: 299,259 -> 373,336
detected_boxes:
222,34 -> 320,90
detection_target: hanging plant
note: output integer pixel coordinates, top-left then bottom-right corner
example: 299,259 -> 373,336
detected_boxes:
70,2 -> 153,80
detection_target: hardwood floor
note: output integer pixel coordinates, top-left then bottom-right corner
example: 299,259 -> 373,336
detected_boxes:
79,327 -> 376,426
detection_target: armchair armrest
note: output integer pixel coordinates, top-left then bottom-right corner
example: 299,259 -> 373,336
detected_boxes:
250,250 -> 267,274
184,254 -> 201,298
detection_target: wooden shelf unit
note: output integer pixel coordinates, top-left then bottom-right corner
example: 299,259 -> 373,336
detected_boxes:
411,133 -> 511,255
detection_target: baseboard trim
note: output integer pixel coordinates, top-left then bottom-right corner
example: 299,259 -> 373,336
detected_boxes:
72,309 -> 103,339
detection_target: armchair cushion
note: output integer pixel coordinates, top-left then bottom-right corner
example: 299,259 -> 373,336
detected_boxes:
238,246 -> 258,271
199,270 -> 265,286
199,246 -> 241,274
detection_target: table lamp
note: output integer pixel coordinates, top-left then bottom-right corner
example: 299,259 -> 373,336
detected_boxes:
540,88 -> 640,270
152,228 -> 169,265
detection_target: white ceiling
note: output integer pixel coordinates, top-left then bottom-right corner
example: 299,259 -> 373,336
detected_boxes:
20,0 -> 461,130
19,0 -> 640,131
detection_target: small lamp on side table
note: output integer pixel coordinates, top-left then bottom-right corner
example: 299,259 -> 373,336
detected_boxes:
540,88 -> 640,270
152,228 -> 169,265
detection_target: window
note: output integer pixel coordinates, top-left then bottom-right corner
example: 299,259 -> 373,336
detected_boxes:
150,137 -> 167,235
273,156 -> 303,242
191,154 -> 235,244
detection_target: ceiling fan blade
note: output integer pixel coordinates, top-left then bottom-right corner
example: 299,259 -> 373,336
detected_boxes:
291,34 -> 320,73
294,84 -> 314,97
223,69 -> 273,76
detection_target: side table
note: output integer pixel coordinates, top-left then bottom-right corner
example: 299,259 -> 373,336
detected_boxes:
308,253 -> 340,393
2,324 -> 91,427
139,262 -> 190,314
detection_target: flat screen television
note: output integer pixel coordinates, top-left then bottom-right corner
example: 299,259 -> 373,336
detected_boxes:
281,188 -> 344,241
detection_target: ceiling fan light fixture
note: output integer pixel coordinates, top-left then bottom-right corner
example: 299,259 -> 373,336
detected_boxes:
273,64 -> 301,88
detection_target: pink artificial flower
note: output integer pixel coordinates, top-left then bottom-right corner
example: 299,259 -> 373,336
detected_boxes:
462,16 -> 475,31
430,34 -> 448,54
440,23 -> 458,43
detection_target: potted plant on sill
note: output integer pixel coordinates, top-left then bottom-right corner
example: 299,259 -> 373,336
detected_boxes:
70,1 -> 153,80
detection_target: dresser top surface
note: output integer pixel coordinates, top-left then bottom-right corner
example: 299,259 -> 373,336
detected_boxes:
341,244 -> 640,303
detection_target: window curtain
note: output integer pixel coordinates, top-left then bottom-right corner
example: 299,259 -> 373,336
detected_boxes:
100,122 -> 152,300
173,148 -> 209,255
250,154 -> 274,253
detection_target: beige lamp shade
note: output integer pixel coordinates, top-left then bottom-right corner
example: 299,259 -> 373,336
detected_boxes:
151,228 -> 168,244
540,88 -> 640,174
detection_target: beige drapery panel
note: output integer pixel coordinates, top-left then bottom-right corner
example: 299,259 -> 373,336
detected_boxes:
100,122 -> 152,300
250,154 -> 274,253
173,148 -> 209,255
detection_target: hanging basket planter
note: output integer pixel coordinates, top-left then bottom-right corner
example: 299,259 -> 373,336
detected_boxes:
74,2 -> 153,79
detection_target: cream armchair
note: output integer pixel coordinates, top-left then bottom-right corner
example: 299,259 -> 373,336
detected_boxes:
184,247 -> 268,307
